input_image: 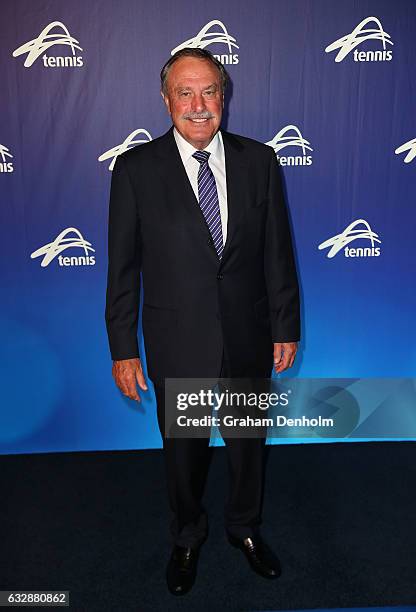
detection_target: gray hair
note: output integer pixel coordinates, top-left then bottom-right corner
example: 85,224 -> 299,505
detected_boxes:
160,48 -> 229,96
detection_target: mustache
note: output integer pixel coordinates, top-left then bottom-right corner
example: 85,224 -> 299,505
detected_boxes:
182,112 -> 215,120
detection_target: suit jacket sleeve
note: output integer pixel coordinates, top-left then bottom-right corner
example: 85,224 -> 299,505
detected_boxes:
105,154 -> 142,360
264,148 -> 301,343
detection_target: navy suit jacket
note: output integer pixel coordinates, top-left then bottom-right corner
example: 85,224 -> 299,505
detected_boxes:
105,126 -> 300,385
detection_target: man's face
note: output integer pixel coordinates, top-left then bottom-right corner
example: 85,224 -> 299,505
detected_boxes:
161,56 -> 224,150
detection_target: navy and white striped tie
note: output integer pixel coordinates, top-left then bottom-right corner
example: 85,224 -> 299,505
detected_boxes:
192,150 -> 224,260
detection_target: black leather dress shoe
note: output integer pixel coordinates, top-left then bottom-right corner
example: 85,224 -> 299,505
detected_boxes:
166,544 -> 200,595
227,534 -> 282,579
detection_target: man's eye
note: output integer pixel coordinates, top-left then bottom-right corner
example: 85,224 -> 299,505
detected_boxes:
204,90 -> 215,96
180,92 -> 190,97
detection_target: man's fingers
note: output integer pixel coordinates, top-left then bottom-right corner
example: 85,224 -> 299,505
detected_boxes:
275,351 -> 291,373
283,351 -> 292,371
274,343 -> 298,373
289,353 -> 296,369
273,344 -> 283,365
118,376 -> 140,401
136,366 -> 148,391
112,358 -> 147,402
285,348 -> 297,371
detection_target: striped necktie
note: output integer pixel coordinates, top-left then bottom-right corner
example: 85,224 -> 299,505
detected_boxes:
192,150 -> 224,260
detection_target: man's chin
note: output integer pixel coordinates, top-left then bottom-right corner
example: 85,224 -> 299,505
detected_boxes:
175,121 -> 220,147
192,119 -> 220,132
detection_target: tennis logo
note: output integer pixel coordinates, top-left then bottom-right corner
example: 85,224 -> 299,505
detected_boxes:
395,138 -> 416,164
12,21 -> 83,68
0,144 -> 14,173
325,16 -> 393,63
171,20 -> 239,65
30,228 -> 95,267
98,129 -> 153,171
265,126 -> 313,166
318,219 -> 381,259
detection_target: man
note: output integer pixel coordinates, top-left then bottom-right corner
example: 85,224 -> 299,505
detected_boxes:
105,48 -> 300,595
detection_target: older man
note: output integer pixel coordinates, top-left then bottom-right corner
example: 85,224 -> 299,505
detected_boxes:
105,48 -> 300,595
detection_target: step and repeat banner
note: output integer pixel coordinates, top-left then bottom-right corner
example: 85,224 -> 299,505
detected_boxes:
1,0 -> 415,454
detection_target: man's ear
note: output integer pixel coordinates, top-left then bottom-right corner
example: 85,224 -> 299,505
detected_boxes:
161,91 -> 171,115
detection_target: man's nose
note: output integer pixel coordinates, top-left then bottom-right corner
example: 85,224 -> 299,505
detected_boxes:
191,93 -> 205,113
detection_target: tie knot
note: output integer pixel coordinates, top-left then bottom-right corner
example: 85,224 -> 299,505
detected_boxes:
192,150 -> 210,164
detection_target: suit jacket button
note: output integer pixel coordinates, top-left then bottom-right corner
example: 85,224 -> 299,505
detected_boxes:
217,273 -> 224,280
207,237 -> 212,246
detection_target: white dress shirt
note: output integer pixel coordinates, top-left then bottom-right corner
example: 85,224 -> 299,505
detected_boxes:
173,127 -> 228,245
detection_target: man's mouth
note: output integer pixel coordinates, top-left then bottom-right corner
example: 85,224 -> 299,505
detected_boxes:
188,118 -> 211,123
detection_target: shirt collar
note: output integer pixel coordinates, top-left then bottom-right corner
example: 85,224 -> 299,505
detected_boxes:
173,127 -> 223,163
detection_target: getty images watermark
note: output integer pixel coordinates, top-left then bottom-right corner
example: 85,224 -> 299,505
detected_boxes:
163,378 -> 336,439
163,377 -> 416,440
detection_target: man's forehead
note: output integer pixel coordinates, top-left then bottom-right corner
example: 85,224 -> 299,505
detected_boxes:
168,58 -> 221,85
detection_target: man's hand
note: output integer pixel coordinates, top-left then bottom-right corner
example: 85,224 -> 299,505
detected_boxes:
273,342 -> 298,374
112,357 -> 148,402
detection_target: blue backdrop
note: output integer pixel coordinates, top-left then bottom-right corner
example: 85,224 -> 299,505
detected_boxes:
1,0 -> 415,454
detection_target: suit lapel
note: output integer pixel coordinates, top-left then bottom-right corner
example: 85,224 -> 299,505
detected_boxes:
154,127 -> 248,265
221,129 -> 248,263
155,127 -> 214,241
154,126 -> 199,212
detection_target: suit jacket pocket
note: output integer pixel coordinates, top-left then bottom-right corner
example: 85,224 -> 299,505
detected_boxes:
249,197 -> 268,209
253,295 -> 270,319
142,303 -> 178,329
